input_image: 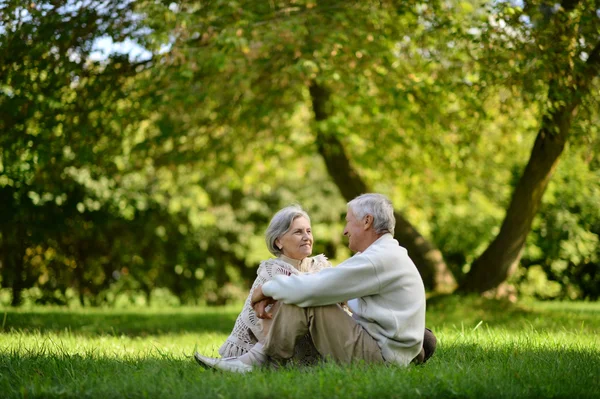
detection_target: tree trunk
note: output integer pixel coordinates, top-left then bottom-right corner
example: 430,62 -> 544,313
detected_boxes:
459,108 -> 571,293
8,231 -> 26,307
459,30 -> 600,294
309,82 -> 456,291
11,282 -> 23,307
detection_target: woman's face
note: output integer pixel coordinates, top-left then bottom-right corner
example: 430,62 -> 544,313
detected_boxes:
275,216 -> 313,260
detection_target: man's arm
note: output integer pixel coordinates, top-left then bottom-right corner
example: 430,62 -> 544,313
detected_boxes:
261,253 -> 381,307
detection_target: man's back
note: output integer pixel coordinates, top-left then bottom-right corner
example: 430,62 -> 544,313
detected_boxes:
347,233 -> 426,366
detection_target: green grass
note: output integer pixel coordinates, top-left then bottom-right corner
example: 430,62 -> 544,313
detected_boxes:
1,297 -> 599,398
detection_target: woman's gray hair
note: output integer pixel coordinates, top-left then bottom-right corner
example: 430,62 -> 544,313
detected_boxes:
265,205 -> 311,256
347,193 -> 395,236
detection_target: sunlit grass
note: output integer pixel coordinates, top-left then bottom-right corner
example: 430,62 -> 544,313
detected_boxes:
1,298 -> 599,398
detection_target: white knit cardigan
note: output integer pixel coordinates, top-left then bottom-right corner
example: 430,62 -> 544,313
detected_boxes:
218,254 -> 331,363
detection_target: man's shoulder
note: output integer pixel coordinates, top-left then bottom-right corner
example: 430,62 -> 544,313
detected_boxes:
368,234 -> 406,255
364,237 -> 414,268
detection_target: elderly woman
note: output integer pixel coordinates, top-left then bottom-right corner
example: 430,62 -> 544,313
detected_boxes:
195,205 -> 330,369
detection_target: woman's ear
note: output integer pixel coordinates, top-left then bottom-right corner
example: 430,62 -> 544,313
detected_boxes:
275,238 -> 282,251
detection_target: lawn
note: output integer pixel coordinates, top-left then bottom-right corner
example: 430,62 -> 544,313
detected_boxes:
1,297 -> 599,398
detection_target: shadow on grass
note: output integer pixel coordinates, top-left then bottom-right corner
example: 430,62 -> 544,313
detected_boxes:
426,295 -> 600,333
0,309 -> 238,337
3,296 -> 599,339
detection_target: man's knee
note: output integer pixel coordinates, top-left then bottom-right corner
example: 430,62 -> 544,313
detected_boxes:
275,302 -> 307,318
271,302 -> 311,330
278,303 -> 341,319
311,303 -> 343,315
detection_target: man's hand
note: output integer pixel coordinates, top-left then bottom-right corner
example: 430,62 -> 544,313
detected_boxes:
253,298 -> 276,319
251,285 -> 276,319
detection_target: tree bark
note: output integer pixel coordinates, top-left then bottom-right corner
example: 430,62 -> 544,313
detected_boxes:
309,82 -> 456,291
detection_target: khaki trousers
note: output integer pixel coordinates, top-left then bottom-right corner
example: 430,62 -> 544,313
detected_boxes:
263,303 -> 384,364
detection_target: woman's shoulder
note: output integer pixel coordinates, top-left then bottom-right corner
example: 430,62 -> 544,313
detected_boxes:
256,255 -> 331,275
259,255 -> 330,266
258,257 -> 287,268
256,257 -> 297,276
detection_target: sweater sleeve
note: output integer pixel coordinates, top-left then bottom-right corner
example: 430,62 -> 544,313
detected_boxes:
262,253 -> 381,307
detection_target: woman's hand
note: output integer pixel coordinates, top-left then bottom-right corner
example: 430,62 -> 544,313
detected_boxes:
251,285 -> 276,319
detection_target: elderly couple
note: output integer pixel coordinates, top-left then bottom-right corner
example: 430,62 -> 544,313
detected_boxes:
194,193 -> 436,372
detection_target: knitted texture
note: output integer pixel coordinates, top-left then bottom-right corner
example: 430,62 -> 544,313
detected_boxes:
219,255 -> 331,364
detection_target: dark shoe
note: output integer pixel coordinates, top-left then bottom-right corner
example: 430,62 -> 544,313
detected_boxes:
412,328 -> 437,365
422,328 -> 437,363
412,347 -> 426,364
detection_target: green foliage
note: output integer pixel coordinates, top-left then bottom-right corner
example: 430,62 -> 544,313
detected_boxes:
1,0 -> 599,304
0,1 -> 349,306
520,146 -> 600,300
0,0 -> 157,305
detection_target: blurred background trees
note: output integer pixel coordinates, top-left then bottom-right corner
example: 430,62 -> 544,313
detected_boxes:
1,0 -> 598,306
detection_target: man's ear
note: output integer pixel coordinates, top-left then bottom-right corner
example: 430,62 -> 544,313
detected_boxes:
363,214 -> 373,230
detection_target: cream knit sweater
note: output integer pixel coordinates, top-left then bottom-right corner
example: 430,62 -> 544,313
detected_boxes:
218,254 -> 330,364
262,233 -> 426,366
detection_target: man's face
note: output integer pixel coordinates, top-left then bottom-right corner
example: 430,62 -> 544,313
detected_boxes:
343,208 -> 365,252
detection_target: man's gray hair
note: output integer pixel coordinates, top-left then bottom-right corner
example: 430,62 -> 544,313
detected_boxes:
347,193 -> 395,236
265,205 -> 311,256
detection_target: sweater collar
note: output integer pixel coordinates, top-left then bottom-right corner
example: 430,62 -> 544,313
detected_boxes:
350,233 -> 394,256
278,254 -> 310,271
367,233 -> 393,249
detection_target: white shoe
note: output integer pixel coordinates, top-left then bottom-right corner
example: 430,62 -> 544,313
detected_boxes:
194,352 -> 253,373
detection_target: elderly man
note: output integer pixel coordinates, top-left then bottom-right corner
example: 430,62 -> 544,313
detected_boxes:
196,193 -> 434,372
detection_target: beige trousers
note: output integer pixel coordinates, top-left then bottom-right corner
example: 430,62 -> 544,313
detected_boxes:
263,303 -> 384,364
258,301 -> 281,341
